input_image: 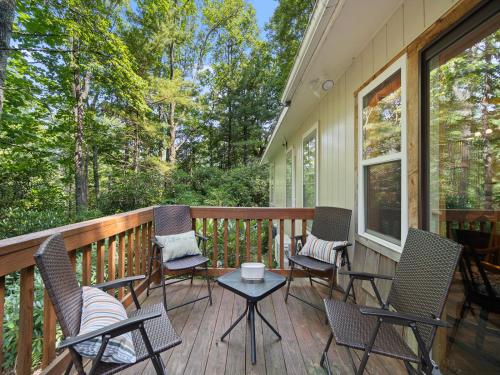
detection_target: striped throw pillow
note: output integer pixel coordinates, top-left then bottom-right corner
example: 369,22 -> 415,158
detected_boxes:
74,286 -> 136,364
298,234 -> 347,265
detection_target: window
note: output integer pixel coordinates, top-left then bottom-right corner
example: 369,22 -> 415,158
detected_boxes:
286,148 -> 294,207
422,3 -> 499,373
303,127 -> 317,207
358,55 -> 407,250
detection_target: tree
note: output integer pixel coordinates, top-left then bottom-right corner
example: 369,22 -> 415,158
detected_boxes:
0,0 -> 16,118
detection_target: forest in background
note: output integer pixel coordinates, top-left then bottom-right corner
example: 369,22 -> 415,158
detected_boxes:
0,0 -> 315,240
0,0 -> 314,371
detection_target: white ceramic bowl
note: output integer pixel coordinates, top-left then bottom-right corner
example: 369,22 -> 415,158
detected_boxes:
241,262 -> 265,280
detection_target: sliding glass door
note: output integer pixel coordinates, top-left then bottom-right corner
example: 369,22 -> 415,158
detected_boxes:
422,2 -> 499,373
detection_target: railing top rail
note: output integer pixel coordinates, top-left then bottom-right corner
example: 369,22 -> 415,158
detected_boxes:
0,207 -> 153,276
0,206 -> 315,277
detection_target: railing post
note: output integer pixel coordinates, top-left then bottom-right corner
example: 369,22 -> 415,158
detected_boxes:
0,276 -> 4,371
246,219 -> 251,262
257,219 -> 262,262
279,219 -> 285,269
97,239 -> 105,283
235,219 -> 240,267
17,266 -> 34,375
82,244 -> 92,286
42,290 -> 56,368
268,219 -> 273,268
213,218 -> 218,268
223,219 -> 229,268
118,232 -> 126,299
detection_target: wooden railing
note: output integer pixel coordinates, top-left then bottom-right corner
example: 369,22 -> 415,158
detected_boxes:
0,206 -> 314,374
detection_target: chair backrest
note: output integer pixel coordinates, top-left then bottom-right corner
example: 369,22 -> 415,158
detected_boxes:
311,206 -> 352,241
34,234 -> 82,338
387,228 -> 462,351
154,205 -> 192,236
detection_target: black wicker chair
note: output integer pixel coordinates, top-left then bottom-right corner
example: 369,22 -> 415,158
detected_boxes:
450,229 -> 500,349
34,234 -> 181,375
147,205 -> 212,311
284,206 -> 353,310
321,228 -> 462,375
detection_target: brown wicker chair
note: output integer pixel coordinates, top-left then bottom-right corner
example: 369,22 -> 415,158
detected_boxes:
147,205 -> 212,311
34,234 -> 181,375
284,206 -> 353,310
321,228 -> 462,375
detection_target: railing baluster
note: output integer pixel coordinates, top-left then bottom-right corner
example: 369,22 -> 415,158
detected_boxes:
213,218 -> 218,268
135,226 -> 141,280
246,219 -> 251,261
302,219 -> 307,243
82,244 -> 92,286
280,219 -> 285,269
0,276 -> 4,371
268,219 -> 273,268
291,219 -> 296,256
69,250 -> 77,273
202,218 -> 207,254
223,219 -> 229,268
127,229 -> 133,277
118,232 -> 126,299
141,225 -> 148,274
257,219 -> 262,262
108,236 -> 116,287
17,266 -> 34,375
192,218 -> 196,231
42,290 -> 56,368
97,239 -> 105,283
235,219 -> 240,267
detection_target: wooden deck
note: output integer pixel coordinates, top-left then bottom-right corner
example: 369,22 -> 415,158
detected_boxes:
121,277 -> 408,375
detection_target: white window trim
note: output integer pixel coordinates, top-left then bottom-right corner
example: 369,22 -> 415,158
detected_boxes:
285,146 -> 296,207
301,122 -> 319,207
357,54 -> 408,253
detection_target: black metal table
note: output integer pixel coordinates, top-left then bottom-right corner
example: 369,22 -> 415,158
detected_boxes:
217,269 -> 286,364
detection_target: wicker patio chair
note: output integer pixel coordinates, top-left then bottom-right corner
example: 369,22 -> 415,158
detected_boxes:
34,234 -> 181,375
321,228 -> 462,375
284,206 -> 354,310
449,229 -> 500,349
147,205 -> 212,311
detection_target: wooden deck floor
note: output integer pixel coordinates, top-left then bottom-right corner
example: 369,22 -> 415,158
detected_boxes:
122,277 -> 408,375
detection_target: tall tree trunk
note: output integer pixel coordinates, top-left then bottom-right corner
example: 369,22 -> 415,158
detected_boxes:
0,0 -> 15,118
168,101 -> 177,163
71,37 -> 91,214
93,144 -> 99,204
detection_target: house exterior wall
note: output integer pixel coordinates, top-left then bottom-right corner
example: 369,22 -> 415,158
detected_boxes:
269,0 -> 462,307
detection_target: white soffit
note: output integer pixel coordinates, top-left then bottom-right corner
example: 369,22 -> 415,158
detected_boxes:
263,0 -> 402,162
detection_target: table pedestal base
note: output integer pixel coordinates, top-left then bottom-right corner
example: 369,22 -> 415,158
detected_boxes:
220,300 -> 281,364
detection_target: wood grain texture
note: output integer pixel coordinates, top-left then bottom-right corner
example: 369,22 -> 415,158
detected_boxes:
108,235 -> 116,285
245,219 -> 251,261
213,218 -> 218,267
223,219 -> 229,268
82,244 -> 92,286
42,290 -> 56,368
235,219 -> 240,267
0,276 -> 4,370
118,232 -> 126,299
97,239 -> 105,283
17,266 -> 34,375
257,219 -> 262,262
279,219 -> 284,269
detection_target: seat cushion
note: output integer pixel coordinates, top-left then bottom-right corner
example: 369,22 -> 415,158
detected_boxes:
91,303 -> 182,375
299,234 -> 346,265
74,287 -> 136,364
324,299 -> 418,362
288,255 -> 334,272
156,230 -> 201,261
163,254 -> 209,270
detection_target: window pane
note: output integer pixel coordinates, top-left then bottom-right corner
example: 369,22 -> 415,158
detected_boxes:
286,150 -> 293,207
425,11 -> 499,374
362,71 -> 402,159
303,131 -> 316,208
365,161 -> 401,242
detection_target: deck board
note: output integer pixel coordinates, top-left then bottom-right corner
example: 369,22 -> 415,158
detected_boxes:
133,278 -> 409,375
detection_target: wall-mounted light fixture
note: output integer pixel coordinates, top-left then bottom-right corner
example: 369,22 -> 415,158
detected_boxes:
322,79 -> 334,91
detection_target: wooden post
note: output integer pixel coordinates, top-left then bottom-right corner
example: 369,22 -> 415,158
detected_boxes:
268,219 -> 273,268
17,266 -> 34,375
223,219 -> 229,268
257,219 -> 262,262
213,218 -> 218,268
291,219 -> 296,256
97,239 -> 105,283
202,218 -> 207,254
42,290 -> 56,368
134,226 -> 141,280
141,225 -> 148,274
0,276 -> 4,371
245,219 -> 251,261
108,235 -> 116,285
118,232 -> 126,299
82,244 -> 92,286
279,219 -> 285,269
127,229 -> 134,277
235,219 -> 240,267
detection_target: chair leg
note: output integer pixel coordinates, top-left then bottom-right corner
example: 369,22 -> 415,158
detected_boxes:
285,262 -> 295,303
205,262 -> 212,305
328,267 -> 336,301
356,320 -> 381,375
320,332 -> 334,368
147,248 -> 155,297
190,267 -> 195,285
344,250 -> 356,303
307,268 -> 313,286
161,266 -> 168,312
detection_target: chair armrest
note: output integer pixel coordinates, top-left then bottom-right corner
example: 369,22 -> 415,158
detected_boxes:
195,233 -> 208,242
332,242 -> 353,250
94,275 -> 146,291
359,307 -> 450,327
481,261 -> 500,274
58,310 -> 161,349
339,270 -> 393,281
